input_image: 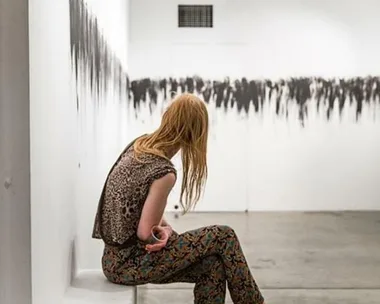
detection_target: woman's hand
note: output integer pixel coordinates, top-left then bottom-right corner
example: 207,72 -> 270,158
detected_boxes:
162,224 -> 173,238
145,226 -> 170,253
160,217 -> 174,238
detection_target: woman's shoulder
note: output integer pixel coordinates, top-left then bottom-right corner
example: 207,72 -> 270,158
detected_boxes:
146,155 -> 177,186
124,147 -> 176,174
144,152 -> 176,173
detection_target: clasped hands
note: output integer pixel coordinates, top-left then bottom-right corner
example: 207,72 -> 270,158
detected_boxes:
145,224 -> 173,253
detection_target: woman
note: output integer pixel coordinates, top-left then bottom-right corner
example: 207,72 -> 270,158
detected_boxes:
92,93 -> 265,304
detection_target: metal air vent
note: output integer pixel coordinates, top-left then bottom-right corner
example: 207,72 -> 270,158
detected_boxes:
178,5 -> 213,28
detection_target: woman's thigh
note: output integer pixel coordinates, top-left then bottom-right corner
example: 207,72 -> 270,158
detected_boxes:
151,254 -> 222,284
114,225 -> 232,285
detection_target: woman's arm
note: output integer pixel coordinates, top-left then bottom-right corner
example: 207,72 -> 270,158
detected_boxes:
137,173 -> 176,241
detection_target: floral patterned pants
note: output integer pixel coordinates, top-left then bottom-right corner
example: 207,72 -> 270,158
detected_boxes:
102,225 -> 265,304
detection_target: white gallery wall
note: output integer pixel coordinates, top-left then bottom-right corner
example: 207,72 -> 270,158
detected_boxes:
30,0 -> 132,291
29,0 -> 77,303
128,0 -> 380,212
72,0 -> 131,272
129,0 -> 380,79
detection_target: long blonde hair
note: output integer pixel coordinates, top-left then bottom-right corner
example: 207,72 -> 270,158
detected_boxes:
134,93 -> 209,213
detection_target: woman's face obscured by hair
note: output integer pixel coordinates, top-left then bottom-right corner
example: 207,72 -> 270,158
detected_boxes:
161,93 -> 209,212
161,93 -> 209,149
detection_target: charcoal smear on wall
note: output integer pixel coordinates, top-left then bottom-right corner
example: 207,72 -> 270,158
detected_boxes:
69,0 -> 129,110
130,76 -> 380,125
68,0 -> 379,125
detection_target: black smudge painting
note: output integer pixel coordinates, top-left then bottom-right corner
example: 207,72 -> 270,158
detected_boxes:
69,0 -> 129,110
129,76 -> 380,126
69,0 -> 379,126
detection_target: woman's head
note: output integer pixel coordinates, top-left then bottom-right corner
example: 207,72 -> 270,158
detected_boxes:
134,93 -> 209,213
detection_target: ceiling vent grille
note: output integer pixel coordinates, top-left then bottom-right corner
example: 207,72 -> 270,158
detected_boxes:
178,5 -> 213,28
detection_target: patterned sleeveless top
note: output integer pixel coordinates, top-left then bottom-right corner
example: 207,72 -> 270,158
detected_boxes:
92,143 -> 177,248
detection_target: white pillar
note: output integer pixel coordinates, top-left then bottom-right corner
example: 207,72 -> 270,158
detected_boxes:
0,0 -> 32,304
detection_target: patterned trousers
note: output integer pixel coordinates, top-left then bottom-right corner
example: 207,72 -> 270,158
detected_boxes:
102,225 -> 265,304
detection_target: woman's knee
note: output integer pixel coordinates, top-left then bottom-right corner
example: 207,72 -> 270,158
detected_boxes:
212,225 -> 237,238
220,224 -> 236,234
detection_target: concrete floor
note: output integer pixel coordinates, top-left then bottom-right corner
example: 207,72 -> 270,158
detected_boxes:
137,211 -> 380,303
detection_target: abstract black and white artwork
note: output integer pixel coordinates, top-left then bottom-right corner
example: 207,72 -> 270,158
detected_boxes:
69,0 -> 129,111
128,76 -> 380,126
69,0 -> 379,128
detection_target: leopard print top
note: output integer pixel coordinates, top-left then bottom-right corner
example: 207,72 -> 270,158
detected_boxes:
92,144 -> 176,248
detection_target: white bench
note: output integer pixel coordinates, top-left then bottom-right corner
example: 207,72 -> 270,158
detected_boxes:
64,270 -> 137,304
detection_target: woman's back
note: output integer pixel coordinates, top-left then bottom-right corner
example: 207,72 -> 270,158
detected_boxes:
92,145 -> 176,247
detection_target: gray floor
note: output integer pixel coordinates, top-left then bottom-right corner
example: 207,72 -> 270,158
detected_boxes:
137,211 -> 380,303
